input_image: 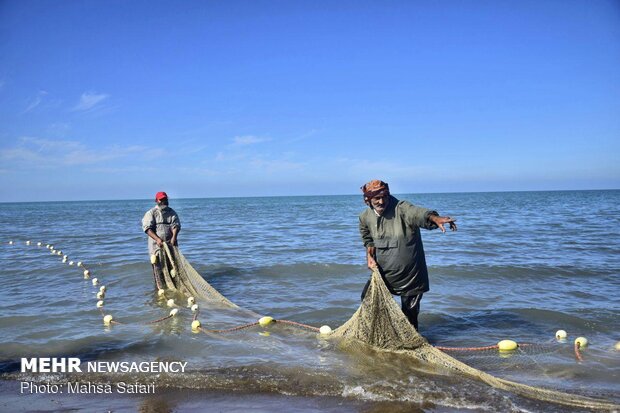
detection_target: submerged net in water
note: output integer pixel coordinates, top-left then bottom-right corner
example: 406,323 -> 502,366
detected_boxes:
331,268 -> 617,410
160,244 -> 618,411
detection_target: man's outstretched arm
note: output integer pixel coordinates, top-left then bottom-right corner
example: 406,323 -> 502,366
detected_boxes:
428,214 -> 457,233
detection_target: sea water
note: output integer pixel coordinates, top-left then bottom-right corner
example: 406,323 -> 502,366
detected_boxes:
0,190 -> 618,412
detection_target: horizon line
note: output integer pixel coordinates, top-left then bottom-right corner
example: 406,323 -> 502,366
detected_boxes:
2,187 -> 618,204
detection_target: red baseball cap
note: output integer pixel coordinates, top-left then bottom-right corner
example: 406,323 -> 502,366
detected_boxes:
155,192 -> 168,201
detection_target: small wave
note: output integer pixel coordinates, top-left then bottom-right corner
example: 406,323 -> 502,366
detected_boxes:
434,264 -> 614,280
0,364 -> 543,411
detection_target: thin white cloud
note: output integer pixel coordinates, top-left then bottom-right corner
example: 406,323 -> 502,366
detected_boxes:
232,135 -> 271,146
72,92 -> 109,111
24,97 -> 42,113
214,134 -> 273,163
248,158 -> 305,173
86,166 -> 159,174
214,148 -> 306,175
215,151 -> 248,162
177,143 -> 211,156
22,90 -> 48,114
18,136 -> 82,152
333,157 -> 431,175
0,146 -> 44,163
0,137 -> 165,168
61,144 -> 155,165
47,122 -> 72,137
177,166 -> 221,177
287,129 -> 318,143
142,147 -> 167,160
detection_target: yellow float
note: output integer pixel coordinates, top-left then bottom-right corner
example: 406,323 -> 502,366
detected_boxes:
259,316 -> 274,327
498,339 -> 518,351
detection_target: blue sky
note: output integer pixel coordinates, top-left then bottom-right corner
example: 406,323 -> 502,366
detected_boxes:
1,1 -> 619,202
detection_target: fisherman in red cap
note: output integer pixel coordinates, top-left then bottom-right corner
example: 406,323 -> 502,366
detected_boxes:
142,192 -> 181,289
359,180 -> 456,330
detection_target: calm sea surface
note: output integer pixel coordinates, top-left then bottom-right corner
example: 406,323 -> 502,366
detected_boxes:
0,190 -> 619,412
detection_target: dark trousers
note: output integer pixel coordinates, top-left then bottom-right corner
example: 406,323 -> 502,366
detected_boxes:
400,293 -> 423,330
361,280 -> 423,330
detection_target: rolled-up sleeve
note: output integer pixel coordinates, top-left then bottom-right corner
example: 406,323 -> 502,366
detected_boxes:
170,213 -> 181,231
359,215 -> 374,247
142,210 -> 155,232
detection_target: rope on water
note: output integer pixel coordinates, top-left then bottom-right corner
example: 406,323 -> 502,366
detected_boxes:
275,319 -> 321,332
435,345 -> 499,351
200,321 -> 260,334
575,342 -> 584,362
145,314 -> 175,325
435,342 -> 538,352
99,305 -> 176,325
196,319 -> 320,334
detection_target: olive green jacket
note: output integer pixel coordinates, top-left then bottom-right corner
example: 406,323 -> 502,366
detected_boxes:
359,195 -> 438,296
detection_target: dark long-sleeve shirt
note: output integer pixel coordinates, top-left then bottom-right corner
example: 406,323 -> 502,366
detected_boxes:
359,195 -> 438,296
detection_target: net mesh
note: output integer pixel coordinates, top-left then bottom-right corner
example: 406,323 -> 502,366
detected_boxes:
160,246 -> 618,411
158,244 -> 238,308
331,269 -> 617,410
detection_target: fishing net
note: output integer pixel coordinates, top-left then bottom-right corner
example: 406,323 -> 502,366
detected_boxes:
157,244 -> 238,308
331,269 -> 617,410
159,246 -> 618,410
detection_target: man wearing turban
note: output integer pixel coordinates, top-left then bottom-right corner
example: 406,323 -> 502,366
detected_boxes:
359,180 -> 456,330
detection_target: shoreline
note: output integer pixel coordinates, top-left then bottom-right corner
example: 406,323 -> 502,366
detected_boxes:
0,379 -> 425,413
